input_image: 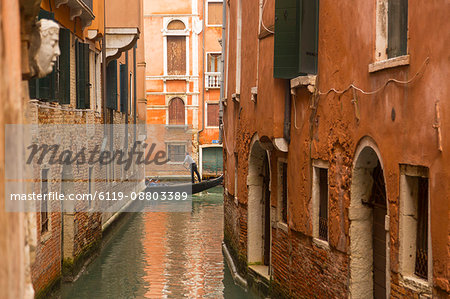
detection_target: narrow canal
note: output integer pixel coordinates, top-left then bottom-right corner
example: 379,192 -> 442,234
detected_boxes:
61,186 -> 258,298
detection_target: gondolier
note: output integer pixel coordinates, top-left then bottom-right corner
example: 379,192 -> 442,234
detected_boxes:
183,152 -> 201,183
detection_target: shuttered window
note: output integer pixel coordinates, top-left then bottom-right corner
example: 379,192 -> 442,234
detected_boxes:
318,167 -> 328,241
58,28 -> 70,104
168,97 -> 185,125
120,63 -> 128,113
415,177 -> 428,279
388,0 -> 408,58
167,36 -> 186,75
76,41 -> 90,109
208,1 -> 223,25
168,144 -> 186,162
207,103 -> 219,127
41,169 -> 49,233
274,0 -> 319,78
106,60 -> 118,110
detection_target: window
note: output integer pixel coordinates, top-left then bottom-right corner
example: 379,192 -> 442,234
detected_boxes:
273,0 -> 319,78
279,161 -> 288,223
41,169 -> 49,233
120,63 -> 128,113
399,165 -> 430,283
388,0 -> 408,58
167,144 -> 186,163
167,36 -> 186,75
207,0 -> 223,26
76,40 -> 90,109
168,97 -> 185,125
88,167 -> 93,209
106,60 -> 118,110
312,161 -> 328,242
206,53 -> 222,89
207,53 -> 222,73
207,103 -> 219,127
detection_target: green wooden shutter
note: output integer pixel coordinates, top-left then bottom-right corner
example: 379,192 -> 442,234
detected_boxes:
76,41 -> 90,109
38,9 -> 54,20
388,0 -> 408,58
298,0 -> 319,74
83,43 -> 90,109
120,64 -> 128,112
274,0 -> 300,79
58,28 -> 70,104
274,0 -> 319,78
106,60 -> 118,110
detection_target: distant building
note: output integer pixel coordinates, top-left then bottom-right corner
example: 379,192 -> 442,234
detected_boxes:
222,0 -> 449,298
144,0 -> 223,179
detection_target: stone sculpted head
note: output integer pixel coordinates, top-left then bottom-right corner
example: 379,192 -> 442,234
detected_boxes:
29,19 -> 60,78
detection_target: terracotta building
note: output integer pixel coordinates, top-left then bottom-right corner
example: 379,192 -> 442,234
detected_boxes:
20,0 -> 146,296
144,0 -> 223,179
222,0 -> 449,298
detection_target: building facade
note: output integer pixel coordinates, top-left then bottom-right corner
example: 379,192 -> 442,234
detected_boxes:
222,0 -> 449,298
144,0 -> 223,179
21,0 -> 146,296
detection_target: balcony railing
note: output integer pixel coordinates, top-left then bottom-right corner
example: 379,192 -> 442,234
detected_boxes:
205,72 -> 221,89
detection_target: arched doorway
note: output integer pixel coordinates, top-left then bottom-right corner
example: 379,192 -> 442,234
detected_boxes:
247,138 -> 271,269
168,97 -> 185,125
350,140 -> 389,299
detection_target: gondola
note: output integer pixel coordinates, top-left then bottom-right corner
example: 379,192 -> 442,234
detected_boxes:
145,175 -> 223,195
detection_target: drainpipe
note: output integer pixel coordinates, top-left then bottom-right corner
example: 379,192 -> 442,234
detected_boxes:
102,0 -> 107,128
283,80 -> 291,143
218,0 -> 226,144
197,0 -> 206,161
133,44 -> 137,143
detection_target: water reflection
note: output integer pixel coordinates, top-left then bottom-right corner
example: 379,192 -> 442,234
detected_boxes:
62,187 -> 257,298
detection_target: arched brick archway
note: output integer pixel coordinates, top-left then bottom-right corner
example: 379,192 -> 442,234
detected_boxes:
247,136 -> 271,267
350,138 -> 390,299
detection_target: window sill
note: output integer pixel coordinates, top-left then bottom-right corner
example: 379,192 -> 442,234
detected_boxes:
40,231 -> 52,244
166,161 -> 184,165
369,55 -> 410,73
165,125 -> 188,130
277,221 -> 288,233
205,126 -> 219,129
400,275 -> 432,294
290,75 -> 317,94
313,237 -> 330,250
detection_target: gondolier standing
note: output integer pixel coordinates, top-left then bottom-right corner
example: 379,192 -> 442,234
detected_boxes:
183,152 -> 202,183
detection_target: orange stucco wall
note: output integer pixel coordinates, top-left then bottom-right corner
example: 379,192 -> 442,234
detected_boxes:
144,0 -> 222,172
223,0 -> 450,296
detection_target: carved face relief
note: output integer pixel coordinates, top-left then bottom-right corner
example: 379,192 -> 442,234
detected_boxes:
30,19 -> 60,78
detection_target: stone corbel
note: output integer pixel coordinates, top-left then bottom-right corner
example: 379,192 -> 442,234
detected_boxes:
70,7 -> 83,20
56,0 -> 95,29
87,29 -> 103,42
105,28 -> 140,62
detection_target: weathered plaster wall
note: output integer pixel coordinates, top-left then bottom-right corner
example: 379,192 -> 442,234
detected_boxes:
223,0 -> 449,297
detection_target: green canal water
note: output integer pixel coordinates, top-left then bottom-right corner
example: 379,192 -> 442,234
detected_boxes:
61,186 -> 259,299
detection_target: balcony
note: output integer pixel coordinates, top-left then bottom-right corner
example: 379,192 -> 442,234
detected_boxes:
55,0 -> 95,29
205,72 -> 221,89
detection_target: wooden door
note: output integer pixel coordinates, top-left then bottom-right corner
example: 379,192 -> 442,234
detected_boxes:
371,163 -> 387,299
169,98 -> 185,125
